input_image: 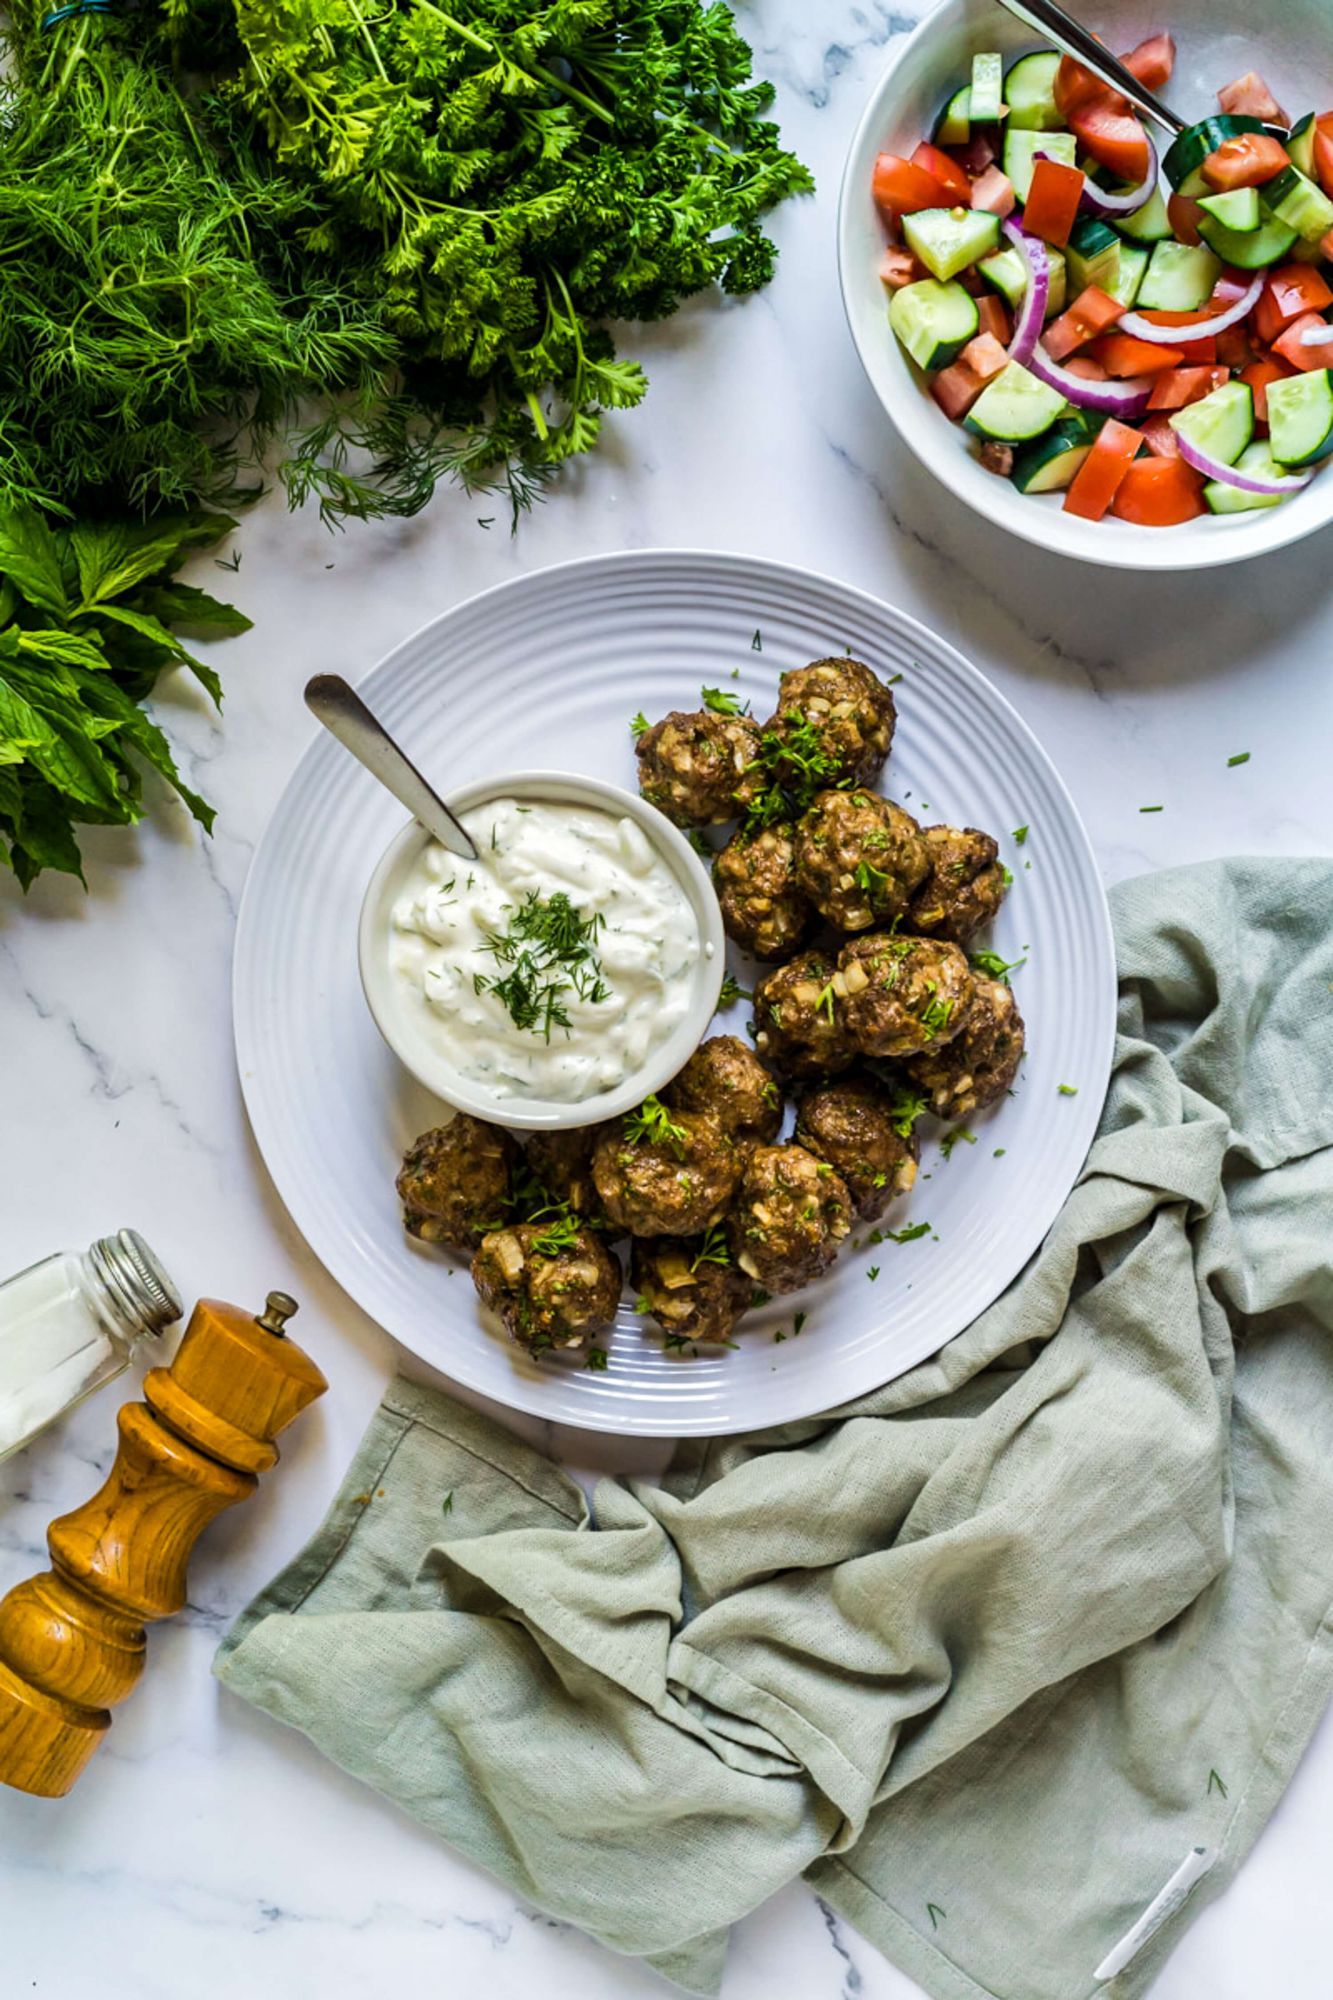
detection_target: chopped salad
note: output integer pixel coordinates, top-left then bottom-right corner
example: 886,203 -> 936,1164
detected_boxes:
873,36 -> 1333,524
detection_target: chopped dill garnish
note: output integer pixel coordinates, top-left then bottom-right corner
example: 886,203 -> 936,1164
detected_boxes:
970,949 -> 1028,982
1058,1083 -> 1079,1097
475,891 -> 608,1041
718,971 -> 752,1007
1227,753 -> 1250,768
884,1221 -> 931,1245
691,1225 -> 731,1271
920,989 -> 954,1040
585,1346 -> 609,1371
701,686 -> 750,717
529,1210 -> 583,1256
939,1127 -> 977,1160
630,712 -> 651,738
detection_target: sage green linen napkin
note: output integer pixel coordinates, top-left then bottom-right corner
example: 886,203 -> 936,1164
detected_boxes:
217,859 -> 1333,1999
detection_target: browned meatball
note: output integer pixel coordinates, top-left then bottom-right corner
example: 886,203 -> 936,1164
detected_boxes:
794,1076 -> 920,1221
714,825 -> 811,961
523,1127 -> 616,1233
635,709 -> 761,827
592,1100 -> 741,1237
793,789 -> 928,933
397,1117 -> 518,1252
838,934 -> 976,1060
728,1144 -> 853,1293
666,1036 -> 783,1151
472,1220 -> 622,1354
905,975 -> 1026,1120
908,826 -> 1008,945
762,658 -> 896,791
631,1233 -> 752,1348
752,949 -> 857,1081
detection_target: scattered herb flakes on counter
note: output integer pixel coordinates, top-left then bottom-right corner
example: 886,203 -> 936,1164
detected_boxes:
0,508 -> 247,885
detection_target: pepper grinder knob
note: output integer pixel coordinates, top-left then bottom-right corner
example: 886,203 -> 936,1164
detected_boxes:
0,1288 -> 327,1799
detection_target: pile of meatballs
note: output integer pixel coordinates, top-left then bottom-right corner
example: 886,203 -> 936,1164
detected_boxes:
394,655 -> 1026,1364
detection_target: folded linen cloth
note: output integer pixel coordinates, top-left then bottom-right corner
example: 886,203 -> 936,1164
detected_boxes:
217,859 -> 1333,1999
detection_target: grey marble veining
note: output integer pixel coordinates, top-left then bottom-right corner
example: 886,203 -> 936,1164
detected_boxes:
2,2 -> 1331,1993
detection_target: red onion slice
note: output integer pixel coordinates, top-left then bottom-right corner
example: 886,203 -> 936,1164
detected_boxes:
1002,218 -> 1050,366
1077,135 -> 1160,218
1027,344 -> 1155,417
1174,434 -> 1312,493
1119,273 -> 1263,345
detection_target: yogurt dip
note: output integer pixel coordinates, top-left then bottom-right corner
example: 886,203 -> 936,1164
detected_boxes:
387,796 -> 704,1103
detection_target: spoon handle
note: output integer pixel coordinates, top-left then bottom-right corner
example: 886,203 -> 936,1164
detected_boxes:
995,0 -> 1186,135
304,674 -> 479,862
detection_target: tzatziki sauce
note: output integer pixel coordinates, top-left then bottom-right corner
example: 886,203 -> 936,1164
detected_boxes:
388,797 -> 703,1102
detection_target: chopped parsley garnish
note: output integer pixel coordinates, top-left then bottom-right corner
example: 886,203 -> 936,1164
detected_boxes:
623,1094 -> 689,1153
630,711 -> 651,738
741,710 -> 848,832
993,1148 -> 1006,1158
687,829 -> 717,859
854,856 -> 891,896
1001,864 -> 1015,887
1139,805 -> 1163,814
1227,753 -> 1250,768
1011,825 -> 1029,845
970,949 -> 1027,982
939,1126 -> 977,1160
920,989 -> 954,1040
718,971 -> 752,1007
585,1346 -> 609,1371
885,1221 -> 932,1245
691,1225 -> 731,1271
701,686 -> 750,717
1058,1083 -> 1079,1097
529,1211 -> 582,1257
793,1310 -> 807,1336
475,892 -> 609,1040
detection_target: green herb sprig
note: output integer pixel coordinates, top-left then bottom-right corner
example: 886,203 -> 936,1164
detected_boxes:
475,890 -> 609,1040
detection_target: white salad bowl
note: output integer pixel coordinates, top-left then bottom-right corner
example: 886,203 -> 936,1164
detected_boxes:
838,0 -> 1333,569
357,769 -> 725,1133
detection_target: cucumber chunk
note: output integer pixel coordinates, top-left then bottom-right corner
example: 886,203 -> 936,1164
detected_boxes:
964,361 -> 1068,442
970,52 -> 1004,125
1003,128 -> 1077,202
1137,240 -> 1222,312
1044,246 -> 1068,319
1066,215 -> 1120,296
1197,208 -> 1298,271
1267,368 -> 1333,466
1261,166 -> 1333,246
1169,381 -> 1254,466
935,83 -> 971,147
1288,114 -> 1317,180
1113,186 -> 1174,244
1011,414 -> 1095,492
1204,442 -> 1293,514
1163,115 -> 1267,196
889,279 -> 980,371
1106,240 -> 1150,309
1197,187 -> 1261,232
902,207 -> 1002,282
979,246 -> 1027,310
1004,51 -> 1062,132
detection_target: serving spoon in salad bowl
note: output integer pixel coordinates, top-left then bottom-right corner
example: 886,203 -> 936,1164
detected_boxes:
994,0 -> 1186,133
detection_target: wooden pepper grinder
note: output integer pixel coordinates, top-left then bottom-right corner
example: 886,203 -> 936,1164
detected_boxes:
0,1289 -> 327,1798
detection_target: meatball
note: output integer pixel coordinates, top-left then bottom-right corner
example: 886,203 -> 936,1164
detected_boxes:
592,1101 -> 741,1237
794,1076 -> 920,1221
397,1116 -> 518,1252
793,789 -> 928,933
631,1234 -> 752,1348
523,1127 -> 616,1233
728,1144 -> 853,1293
763,658 -> 896,790
472,1220 -> 622,1355
635,709 -> 761,827
838,934 -> 976,1060
666,1036 -> 783,1151
908,825 -> 1008,945
714,825 -> 810,961
905,975 -> 1026,1120
752,949 -> 857,1081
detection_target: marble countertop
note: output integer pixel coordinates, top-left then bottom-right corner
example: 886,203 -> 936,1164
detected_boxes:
3,4 -> 1332,1995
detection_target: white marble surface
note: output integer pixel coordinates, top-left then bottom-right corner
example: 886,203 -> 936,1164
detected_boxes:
3,4 -> 1333,1994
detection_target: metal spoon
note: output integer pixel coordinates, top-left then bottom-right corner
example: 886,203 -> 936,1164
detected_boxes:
304,673 -> 479,861
995,0 -> 1186,135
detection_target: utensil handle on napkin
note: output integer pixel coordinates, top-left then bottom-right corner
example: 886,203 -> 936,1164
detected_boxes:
996,0 -> 1186,133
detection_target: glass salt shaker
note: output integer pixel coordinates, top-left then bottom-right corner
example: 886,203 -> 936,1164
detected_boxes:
0,1230 -> 183,1462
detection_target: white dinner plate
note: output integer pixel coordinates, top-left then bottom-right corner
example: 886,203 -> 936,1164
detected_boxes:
233,550 -> 1116,1436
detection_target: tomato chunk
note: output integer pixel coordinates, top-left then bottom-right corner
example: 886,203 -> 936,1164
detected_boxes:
879,247 -> 925,290
1273,313 -> 1333,373
1146,365 -> 1230,409
1167,193 -> 1205,247
1240,355 -> 1297,427
1121,33 -> 1175,92
1201,132 -> 1290,191
872,153 -> 950,216
970,165 -> 1016,218
1087,332 -> 1185,375
1043,284 -> 1125,359
1070,101 -> 1151,183
975,294 -> 1012,345
1064,419 -> 1143,520
1254,262 -> 1333,342
930,334 -> 1010,419
1217,72 -> 1288,125
1111,456 -> 1206,526
1024,156 -> 1085,246
1139,414 -> 1182,459
911,142 -> 972,205
1055,47 -> 1122,121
